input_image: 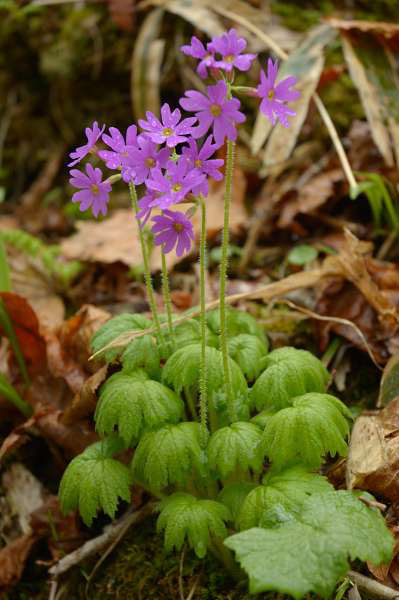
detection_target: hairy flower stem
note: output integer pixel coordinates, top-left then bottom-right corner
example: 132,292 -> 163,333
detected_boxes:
199,196 -> 209,448
219,140 -> 237,423
128,182 -> 165,347
161,253 -> 175,349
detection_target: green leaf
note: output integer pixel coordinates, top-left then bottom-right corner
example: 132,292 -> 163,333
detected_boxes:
131,422 -> 204,491
208,422 -> 263,479
206,307 -> 266,343
174,319 -> 218,349
225,490 -> 394,599
251,408 -> 277,429
91,313 -> 152,362
237,466 -> 333,530
251,347 -> 330,412
59,435 -> 132,526
263,393 -> 352,470
121,333 -> 160,378
157,492 -> 231,558
218,482 -> 256,523
287,244 -> 318,265
162,343 -> 248,412
95,371 -> 184,445
228,334 -> 268,381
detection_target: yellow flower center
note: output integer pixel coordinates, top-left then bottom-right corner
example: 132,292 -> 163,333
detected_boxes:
145,157 -> 155,168
267,89 -> 275,99
210,104 -> 222,117
195,159 -> 202,168
174,223 -> 184,233
172,183 -> 182,193
90,184 -> 99,195
163,127 -> 173,137
225,54 -> 235,63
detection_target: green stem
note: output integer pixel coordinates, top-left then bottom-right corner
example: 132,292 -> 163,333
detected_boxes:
219,140 -> 237,423
0,236 -> 11,292
128,182 -> 164,347
161,252 -> 175,348
0,373 -> 32,417
199,197 -> 209,449
208,538 -> 243,582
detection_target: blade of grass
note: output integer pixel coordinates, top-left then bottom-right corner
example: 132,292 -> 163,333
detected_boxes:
0,372 -> 32,417
0,297 -> 30,386
0,236 -> 11,292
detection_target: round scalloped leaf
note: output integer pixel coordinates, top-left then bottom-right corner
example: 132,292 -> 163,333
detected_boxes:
59,435 -> 132,526
206,307 -> 266,342
218,482 -> 256,524
121,334 -> 161,378
251,408 -> 277,429
157,492 -> 231,558
131,422 -> 204,491
237,465 -> 333,530
263,393 -> 352,470
251,347 -> 330,412
208,422 -> 263,479
174,319 -> 218,349
91,313 -> 153,362
95,371 -> 183,445
227,334 -> 269,381
162,343 -> 248,406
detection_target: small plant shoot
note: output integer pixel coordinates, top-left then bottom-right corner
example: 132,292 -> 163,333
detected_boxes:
59,27 -> 393,598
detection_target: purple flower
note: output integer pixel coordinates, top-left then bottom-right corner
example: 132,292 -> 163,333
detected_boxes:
182,136 -> 224,196
68,121 -> 105,167
151,210 -> 195,257
257,58 -> 300,128
180,80 -> 245,147
136,190 -> 157,226
180,36 -> 216,79
146,157 -> 205,210
208,29 -> 256,73
139,104 -> 197,148
127,134 -> 170,185
98,125 -> 138,182
69,163 -> 111,217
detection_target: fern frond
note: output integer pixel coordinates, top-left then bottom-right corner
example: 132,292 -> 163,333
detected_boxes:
237,465 -> 333,530
208,422 -> 263,479
131,422 -> 204,491
227,334 -> 268,381
95,370 -> 184,445
91,313 -> 152,362
251,347 -> 330,412
263,393 -> 352,469
59,435 -> 132,526
157,492 -> 231,558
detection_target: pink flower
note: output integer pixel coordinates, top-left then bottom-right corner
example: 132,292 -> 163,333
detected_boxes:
151,210 -> 195,257
257,58 -> 300,128
68,121 -> 105,167
180,36 -> 216,79
139,104 -> 197,148
208,29 -> 256,73
98,125 -> 138,182
179,80 -> 245,148
69,163 -> 111,217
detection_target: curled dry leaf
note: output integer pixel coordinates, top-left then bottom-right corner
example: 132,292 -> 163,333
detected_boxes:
62,365 -> 108,426
0,533 -> 37,589
0,292 -> 47,375
2,463 -> 45,536
347,398 -> 399,502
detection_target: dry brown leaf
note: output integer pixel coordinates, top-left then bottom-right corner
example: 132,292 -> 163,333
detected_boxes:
36,410 -> 98,458
347,398 -> 399,501
0,534 -> 37,589
107,0 -> 134,31
278,168 -> 343,227
62,365 -> 108,426
2,464 -> 45,535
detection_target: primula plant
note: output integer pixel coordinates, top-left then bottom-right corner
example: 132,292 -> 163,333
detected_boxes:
59,28 -> 393,597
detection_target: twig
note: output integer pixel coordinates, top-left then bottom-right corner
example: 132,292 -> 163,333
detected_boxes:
49,502 -> 155,578
48,580 -> 58,600
186,572 -> 201,600
179,546 -> 186,600
349,571 -> 399,600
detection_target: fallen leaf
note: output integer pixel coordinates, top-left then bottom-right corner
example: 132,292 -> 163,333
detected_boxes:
62,365 -> 108,425
278,168 -> 343,227
378,355 -> 399,408
2,463 -> 45,535
0,292 -> 47,374
0,533 -> 37,588
36,410 -> 98,459
155,0 -> 224,38
346,398 -> 399,502
107,0 -> 134,31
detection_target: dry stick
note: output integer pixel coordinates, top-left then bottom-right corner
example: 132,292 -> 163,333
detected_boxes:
349,571 -> 399,600
49,503 -> 155,578
90,262 -> 341,359
208,4 -> 357,190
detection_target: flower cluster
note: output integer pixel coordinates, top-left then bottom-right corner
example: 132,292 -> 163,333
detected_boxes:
68,28 -> 300,257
